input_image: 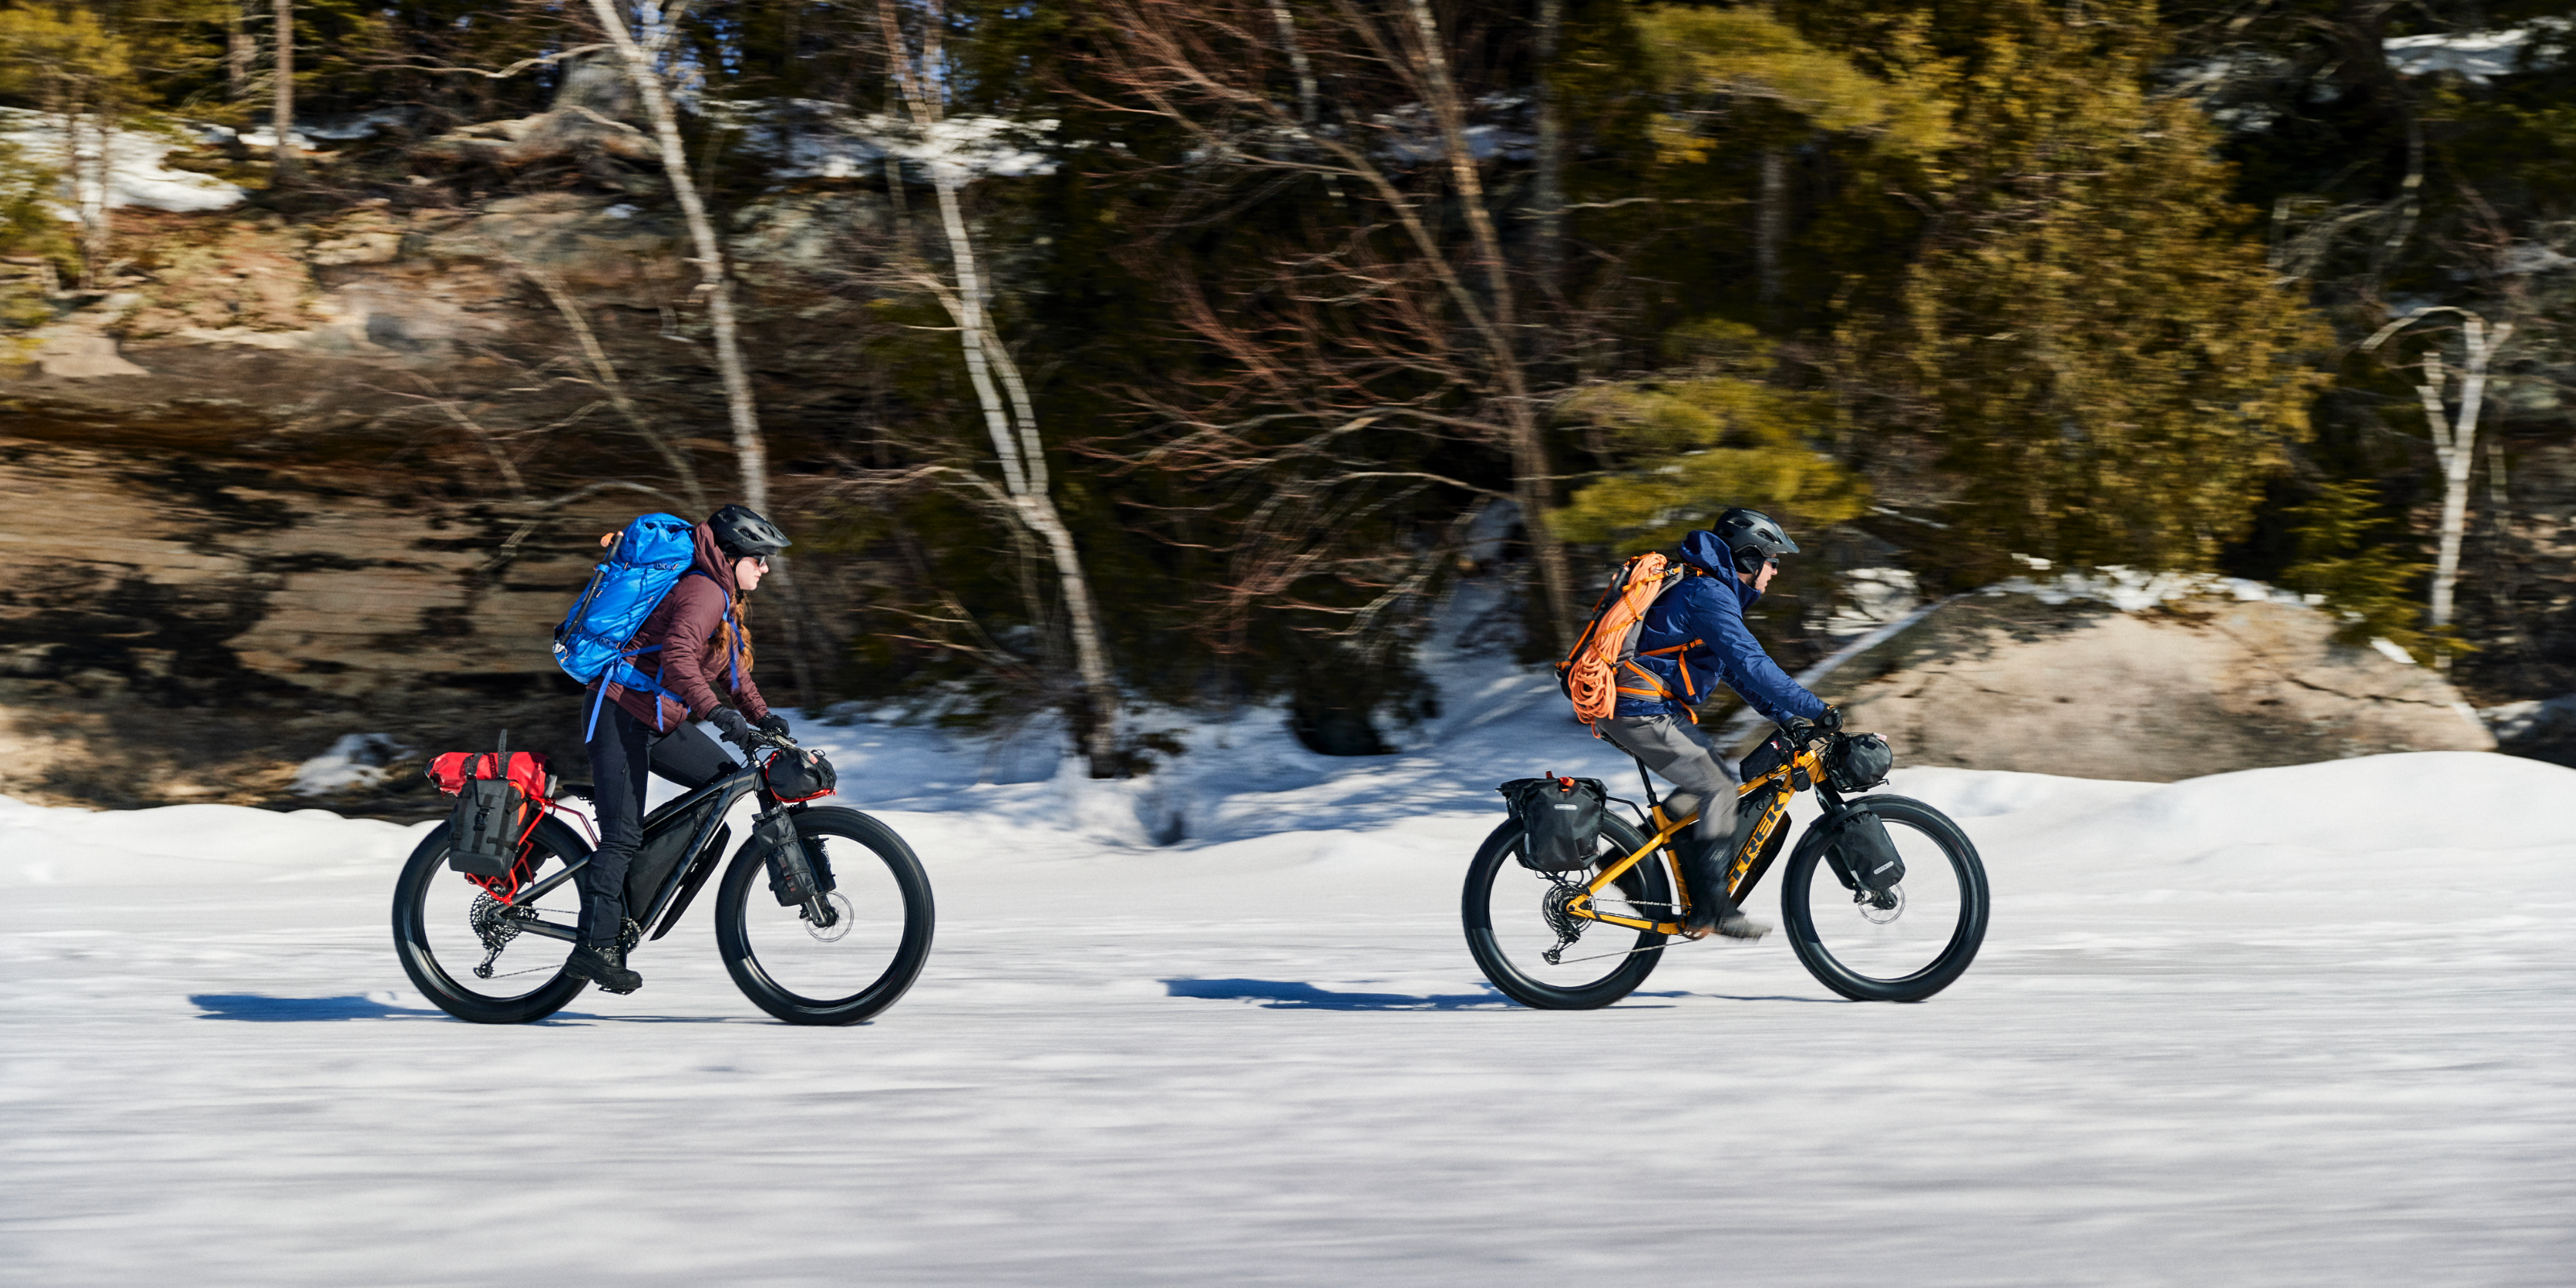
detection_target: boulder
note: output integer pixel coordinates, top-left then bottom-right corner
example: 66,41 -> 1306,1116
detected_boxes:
1806,589 -> 2495,782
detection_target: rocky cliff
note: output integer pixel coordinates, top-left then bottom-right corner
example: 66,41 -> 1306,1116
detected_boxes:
2,184 -> 879,812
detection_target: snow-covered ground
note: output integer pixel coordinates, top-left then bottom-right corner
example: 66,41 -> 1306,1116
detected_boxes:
3,630 -> 2573,1283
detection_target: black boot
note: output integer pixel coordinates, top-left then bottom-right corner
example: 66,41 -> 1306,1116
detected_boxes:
566,943 -> 643,994
1678,834 -> 1773,941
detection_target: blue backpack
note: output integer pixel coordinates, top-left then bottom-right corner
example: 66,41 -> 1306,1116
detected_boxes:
555,513 -> 716,737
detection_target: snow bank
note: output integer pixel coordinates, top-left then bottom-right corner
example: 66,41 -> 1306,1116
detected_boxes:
2384,22 -> 2567,85
0,795 -> 431,889
0,107 -> 244,215
708,98 -> 1056,182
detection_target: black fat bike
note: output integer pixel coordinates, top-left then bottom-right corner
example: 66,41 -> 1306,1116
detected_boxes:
1464,727 -> 1988,1009
392,733 -> 935,1026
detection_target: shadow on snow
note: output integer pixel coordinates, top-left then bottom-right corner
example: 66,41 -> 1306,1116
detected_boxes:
1162,977 -> 1691,1010
188,993 -> 444,1022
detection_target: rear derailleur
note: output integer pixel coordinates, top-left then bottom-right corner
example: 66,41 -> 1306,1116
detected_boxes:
468,894 -> 525,980
1540,877 -> 1588,965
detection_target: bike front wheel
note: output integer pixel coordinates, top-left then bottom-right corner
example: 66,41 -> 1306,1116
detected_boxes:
391,818 -> 592,1025
713,807 -> 935,1026
1463,815 -> 1672,1010
1781,795 -> 1988,1002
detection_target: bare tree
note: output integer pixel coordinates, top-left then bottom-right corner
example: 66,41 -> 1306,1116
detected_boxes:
582,0 -> 770,514
1084,0 -> 1579,650
227,4 -> 252,103
877,0 -> 1123,775
2362,305 -> 2516,638
1530,0 -> 1566,314
270,0 -> 297,181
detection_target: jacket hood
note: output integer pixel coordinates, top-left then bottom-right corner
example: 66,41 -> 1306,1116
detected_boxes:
691,522 -> 740,597
1675,529 -> 1732,575
1675,528 -> 1762,607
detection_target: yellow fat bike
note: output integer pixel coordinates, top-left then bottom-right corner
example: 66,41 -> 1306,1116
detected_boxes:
1463,729 -> 1989,1009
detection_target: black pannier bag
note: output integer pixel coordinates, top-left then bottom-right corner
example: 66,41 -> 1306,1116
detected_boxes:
1826,733 -> 1894,791
762,746 -> 836,803
751,807 -> 834,906
1829,807 -> 1907,894
1497,774 -> 1608,873
446,731 -> 538,878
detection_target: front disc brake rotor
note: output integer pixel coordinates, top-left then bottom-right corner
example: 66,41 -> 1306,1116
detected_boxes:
1856,884 -> 1904,925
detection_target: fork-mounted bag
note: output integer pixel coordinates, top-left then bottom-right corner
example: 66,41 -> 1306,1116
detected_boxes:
1827,807 -> 1907,894
752,808 -> 833,906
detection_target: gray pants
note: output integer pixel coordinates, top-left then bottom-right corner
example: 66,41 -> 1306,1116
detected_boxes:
1599,715 -> 1740,847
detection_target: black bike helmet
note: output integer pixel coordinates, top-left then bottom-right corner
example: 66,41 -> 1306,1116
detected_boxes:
708,504 -> 792,559
1712,506 -> 1799,575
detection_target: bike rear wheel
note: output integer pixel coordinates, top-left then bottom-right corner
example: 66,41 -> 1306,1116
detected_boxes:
713,807 -> 935,1026
391,819 -> 592,1025
1463,815 -> 1672,1010
1781,795 -> 1988,1002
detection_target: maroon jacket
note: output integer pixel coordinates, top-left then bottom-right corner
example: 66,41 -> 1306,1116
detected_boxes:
592,522 -> 772,731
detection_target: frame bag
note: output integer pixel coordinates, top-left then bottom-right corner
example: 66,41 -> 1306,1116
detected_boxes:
1498,774 -> 1608,873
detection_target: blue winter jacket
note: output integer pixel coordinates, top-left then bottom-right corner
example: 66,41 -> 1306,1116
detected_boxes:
1610,529 -> 1828,726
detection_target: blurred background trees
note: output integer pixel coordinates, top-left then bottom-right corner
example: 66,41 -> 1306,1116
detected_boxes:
2,0 -> 2570,764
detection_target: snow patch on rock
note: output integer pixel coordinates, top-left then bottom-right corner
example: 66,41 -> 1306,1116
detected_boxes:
0,107 -> 245,215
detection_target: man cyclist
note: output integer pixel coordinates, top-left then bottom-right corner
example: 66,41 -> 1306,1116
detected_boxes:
564,504 -> 795,994
1596,507 -> 1839,941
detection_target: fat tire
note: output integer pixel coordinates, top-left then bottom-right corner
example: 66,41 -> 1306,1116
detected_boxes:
713,807 -> 935,1026
1463,815 -> 1670,1010
391,819 -> 592,1025
1781,795 -> 1988,1002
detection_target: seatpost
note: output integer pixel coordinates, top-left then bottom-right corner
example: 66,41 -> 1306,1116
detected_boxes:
1632,755 -> 1659,816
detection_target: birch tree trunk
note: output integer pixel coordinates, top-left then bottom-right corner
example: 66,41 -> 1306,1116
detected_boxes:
228,6 -> 252,102
2366,307 -> 2513,638
1530,0 -> 1565,313
880,0 -> 1122,775
270,0 -> 297,182
1402,0 -> 1575,651
584,0 -> 767,514
586,0 -> 828,705
1757,146 -> 1786,312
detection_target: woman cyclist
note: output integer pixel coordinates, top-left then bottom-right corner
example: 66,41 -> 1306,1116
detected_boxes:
564,504 -> 793,994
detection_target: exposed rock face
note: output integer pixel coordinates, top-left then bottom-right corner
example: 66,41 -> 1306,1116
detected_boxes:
0,186 -> 881,812
0,432 -> 640,807
1812,592 -> 2496,782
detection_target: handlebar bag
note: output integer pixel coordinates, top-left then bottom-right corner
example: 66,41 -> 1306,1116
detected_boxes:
762,747 -> 836,803
1498,775 -> 1608,873
1826,733 -> 1893,791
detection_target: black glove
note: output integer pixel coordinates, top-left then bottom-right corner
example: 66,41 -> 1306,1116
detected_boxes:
708,707 -> 755,750
756,713 -> 791,737
1814,704 -> 1844,735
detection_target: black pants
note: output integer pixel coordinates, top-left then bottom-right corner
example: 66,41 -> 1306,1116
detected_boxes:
580,701 -> 737,947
